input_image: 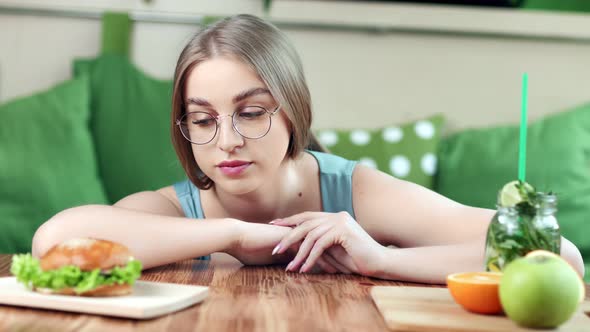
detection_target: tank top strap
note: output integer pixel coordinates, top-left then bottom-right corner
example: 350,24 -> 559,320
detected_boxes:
306,150 -> 357,219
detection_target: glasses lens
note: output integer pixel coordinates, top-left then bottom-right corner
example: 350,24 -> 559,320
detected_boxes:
233,106 -> 272,139
179,112 -> 217,144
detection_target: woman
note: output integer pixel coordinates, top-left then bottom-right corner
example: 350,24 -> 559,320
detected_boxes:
32,14 -> 584,284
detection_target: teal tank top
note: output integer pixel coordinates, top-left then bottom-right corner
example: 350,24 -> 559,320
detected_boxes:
173,150 -> 358,259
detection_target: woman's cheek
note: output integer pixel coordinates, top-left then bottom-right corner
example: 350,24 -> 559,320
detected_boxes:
192,147 -> 214,176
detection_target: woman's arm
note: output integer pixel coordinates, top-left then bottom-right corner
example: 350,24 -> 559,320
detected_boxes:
372,236 -> 584,284
32,188 -> 240,269
352,165 -> 494,247
32,187 -> 318,270
32,204 -> 239,270
352,165 -> 585,281
371,237 -> 486,284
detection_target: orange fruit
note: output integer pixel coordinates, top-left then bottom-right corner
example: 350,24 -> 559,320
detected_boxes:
447,272 -> 503,315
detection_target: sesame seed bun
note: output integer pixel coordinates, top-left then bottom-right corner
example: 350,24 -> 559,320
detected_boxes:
40,238 -> 133,272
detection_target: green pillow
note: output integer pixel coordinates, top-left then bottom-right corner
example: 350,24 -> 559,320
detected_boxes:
315,114 -> 445,189
524,0 -> 590,13
0,77 -> 109,253
74,55 -> 185,203
436,104 -> 590,281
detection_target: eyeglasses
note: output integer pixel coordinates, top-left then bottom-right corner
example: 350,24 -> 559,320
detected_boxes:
176,105 -> 281,145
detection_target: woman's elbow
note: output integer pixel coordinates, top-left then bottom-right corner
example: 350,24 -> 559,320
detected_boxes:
560,237 -> 585,278
32,211 -> 66,258
32,221 -> 55,258
31,205 -> 95,258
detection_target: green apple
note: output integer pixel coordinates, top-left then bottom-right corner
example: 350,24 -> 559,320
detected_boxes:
499,252 -> 582,328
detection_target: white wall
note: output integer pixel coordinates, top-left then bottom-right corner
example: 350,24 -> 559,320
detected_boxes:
1,0 -> 590,133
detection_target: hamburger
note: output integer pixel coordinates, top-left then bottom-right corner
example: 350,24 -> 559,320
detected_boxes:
11,238 -> 142,296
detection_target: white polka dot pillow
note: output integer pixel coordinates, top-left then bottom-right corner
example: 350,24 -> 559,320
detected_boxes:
315,114 -> 444,189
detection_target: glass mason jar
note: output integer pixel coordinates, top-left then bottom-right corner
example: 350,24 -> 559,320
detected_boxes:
484,193 -> 561,272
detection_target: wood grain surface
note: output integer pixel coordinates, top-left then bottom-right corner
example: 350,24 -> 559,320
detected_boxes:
0,254 -> 588,332
372,286 -> 590,332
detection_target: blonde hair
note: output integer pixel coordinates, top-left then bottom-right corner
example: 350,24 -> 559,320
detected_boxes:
170,14 -> 323,189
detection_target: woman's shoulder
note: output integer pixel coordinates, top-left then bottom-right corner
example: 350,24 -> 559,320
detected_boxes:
156,185 -> 185,216
305,150 -> 357,175
156,185 -> 180,204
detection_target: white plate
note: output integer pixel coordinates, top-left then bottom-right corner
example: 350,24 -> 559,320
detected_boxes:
0,277 -> 208,319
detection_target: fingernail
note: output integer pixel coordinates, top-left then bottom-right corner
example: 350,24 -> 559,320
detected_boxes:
272,244 -> 281,255
285,261 -> 293,271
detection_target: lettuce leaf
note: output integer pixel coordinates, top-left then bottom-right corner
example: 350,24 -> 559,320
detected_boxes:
10,254 -> 142,294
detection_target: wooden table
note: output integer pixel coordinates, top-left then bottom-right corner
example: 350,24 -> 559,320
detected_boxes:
0,254 -> 588,331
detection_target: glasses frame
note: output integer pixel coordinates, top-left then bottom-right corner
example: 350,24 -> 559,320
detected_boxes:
176,105 -> 281,145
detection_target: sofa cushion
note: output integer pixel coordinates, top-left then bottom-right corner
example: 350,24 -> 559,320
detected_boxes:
436,103 -> 590,281
0,77 -> 108,253
315,114 -> 444,189
74,55 -> 185,203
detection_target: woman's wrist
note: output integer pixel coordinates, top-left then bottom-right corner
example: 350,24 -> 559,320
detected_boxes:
369,246 -> 397,279
221,218 -> 242,255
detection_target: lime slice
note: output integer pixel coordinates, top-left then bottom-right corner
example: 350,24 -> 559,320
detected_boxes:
487,261 -> 501,273
499,180 -> 534,207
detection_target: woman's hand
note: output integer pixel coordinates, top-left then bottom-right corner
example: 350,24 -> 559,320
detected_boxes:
270,211 -> 386,276
225,219 -> 349,273
225,220 -> 291,265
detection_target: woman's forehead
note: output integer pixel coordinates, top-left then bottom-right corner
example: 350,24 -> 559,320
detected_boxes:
185,56 -> 269,103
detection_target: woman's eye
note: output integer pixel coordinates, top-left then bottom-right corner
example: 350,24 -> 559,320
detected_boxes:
238,108 -> 266,119
192,119 -> 215,126
186,112 -> 216,126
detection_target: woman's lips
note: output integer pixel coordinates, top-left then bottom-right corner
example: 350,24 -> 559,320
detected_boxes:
218,163 -> 252,176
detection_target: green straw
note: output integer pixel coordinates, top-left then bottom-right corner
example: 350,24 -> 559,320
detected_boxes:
518,73 -> 528,182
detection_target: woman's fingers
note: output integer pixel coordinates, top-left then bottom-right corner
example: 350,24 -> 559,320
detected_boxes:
313,256 -> 338,274
273,219 -> 323,255
300,229 -> 340,273
327,246 -> 358,273
285,223 -> 332,271
323,250 -> 352,274
269,211 -> 324,227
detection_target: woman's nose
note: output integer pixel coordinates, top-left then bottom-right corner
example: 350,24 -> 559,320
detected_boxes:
216,115 -> 244,152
